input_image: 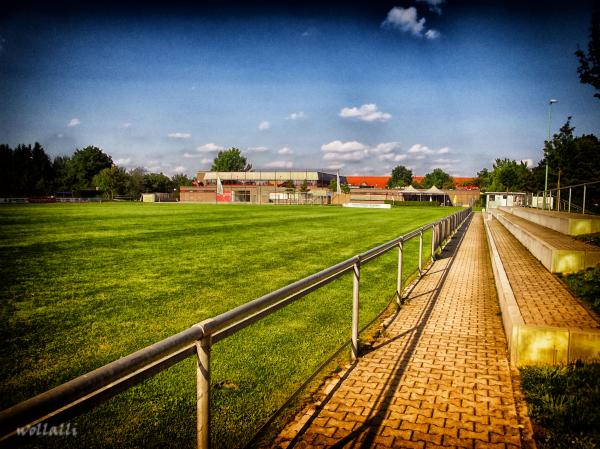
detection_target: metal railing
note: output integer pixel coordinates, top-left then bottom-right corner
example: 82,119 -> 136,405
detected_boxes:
526,180 -> 600,214
0,207 -> 472,448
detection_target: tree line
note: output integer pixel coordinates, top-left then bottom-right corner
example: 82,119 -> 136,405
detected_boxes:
0,143 -> 192,199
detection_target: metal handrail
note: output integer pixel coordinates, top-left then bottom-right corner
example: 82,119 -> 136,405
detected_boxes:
0,207 -> 472,447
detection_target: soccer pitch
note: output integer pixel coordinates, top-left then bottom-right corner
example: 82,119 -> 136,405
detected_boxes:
0,203 -> 458,448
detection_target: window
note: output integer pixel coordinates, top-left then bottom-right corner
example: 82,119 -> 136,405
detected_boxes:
235,190 -> 251,202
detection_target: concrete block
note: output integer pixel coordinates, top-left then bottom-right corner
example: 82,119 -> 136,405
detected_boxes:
516,326 -> 569,366
569,330 -> 600,362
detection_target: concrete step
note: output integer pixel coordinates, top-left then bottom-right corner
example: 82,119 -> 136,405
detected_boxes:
499,206 -> 600,236
490,209 -> 600,274
484,215 -> 600,366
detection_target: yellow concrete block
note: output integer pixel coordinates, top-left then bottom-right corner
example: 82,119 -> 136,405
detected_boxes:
569,331 -> 600,362
516,326 -> 569,366
552,251 -> 584,274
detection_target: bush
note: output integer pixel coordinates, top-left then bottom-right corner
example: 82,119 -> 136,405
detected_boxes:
520,362 -> 600,449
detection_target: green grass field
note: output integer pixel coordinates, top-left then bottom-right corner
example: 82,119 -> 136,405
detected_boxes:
0,203 -> 458,448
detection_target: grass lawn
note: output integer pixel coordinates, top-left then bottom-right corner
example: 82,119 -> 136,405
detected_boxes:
0,203 -> 458,448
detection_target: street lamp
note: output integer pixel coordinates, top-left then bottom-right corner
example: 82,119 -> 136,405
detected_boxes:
544,99 -> 558,209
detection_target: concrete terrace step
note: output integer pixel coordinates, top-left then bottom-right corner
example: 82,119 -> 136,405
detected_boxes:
499,206 -> 600,236
491,209 -> 600,274
484,216 -> 600,366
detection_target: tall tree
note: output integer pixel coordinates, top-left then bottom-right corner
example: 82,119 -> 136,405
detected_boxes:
126,167 -> 146,198
93,166 -> 129,199
68,146 -> 113,192
575,13 -> 600,100
52,155 -> 73,193
210,148 -> 252,172
423,168 -> 454,189
387,165 -> 413,188
143,172 -> 172,193
481,159 -> 533,192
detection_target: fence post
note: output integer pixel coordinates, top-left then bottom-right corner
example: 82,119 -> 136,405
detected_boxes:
197,336 -> 211,449
418,230 -> 423,274
396,241 -> 403,307
568,187 -> 572,213
351,258 -> 360,361
431,225 -> 436,262
583,184 -> 587,214
558,187 -> 561,212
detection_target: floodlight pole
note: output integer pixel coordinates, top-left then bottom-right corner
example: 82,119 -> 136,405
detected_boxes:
544,99 -> 558,210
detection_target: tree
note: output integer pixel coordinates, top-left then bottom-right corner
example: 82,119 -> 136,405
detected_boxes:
93,166 -> 129,199
387,165 -> 413,188
68,146 -> 113,192
126,167 -> 146,198
483,159 -> 533,192
538,118 -> 600,189
299,179 -> 309,193
52,155 -> 73,193
423,168 -> 454,189
329,179 -> 350,194
210,148 -> 252,172
575,13 -> 600,100
0,143 -> 53,196
143,172 -> 172,193
171,173 -> 193,189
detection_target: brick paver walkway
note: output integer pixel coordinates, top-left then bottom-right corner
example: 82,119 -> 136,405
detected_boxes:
488,218 -> 599,330
275,214 -> 533,449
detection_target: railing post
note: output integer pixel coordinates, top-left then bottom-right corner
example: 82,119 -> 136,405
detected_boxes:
583,184 -> 587,215
431,225 -> 436,262
197,336 -> 211,449
557,187 -> 561,212
351,258 -> 360,361
396,241 -> 403,307
568,187 -> 572,213
418,230 -> 423,274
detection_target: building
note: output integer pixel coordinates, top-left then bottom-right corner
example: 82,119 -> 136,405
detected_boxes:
484,192 -> 527,209
180,170 -> 345,204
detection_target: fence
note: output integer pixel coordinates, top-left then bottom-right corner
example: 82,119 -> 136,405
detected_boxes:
0,207 -> 471,448
525,180 -> 600,215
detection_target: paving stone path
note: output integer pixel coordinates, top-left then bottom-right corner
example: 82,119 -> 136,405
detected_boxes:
275,214 -> 534,449
488,218 -> 599,330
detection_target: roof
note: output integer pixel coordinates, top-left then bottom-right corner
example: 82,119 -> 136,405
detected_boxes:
346,176 -> 390,188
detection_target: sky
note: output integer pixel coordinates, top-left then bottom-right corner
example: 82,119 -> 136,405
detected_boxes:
1,0 -> 599,177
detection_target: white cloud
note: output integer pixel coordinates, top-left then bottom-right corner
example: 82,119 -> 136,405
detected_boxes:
67,118 -> 80,128
327,163 -> 346,170
433,158 -> 459,164
287,112 -> 306,120
278,147 -> 294,155
339,104 -> 392,122
173,166 -> 187,173
425,29 -> 440,40
168,132 -> 192,139
321,140 -> 404,163
408,144 -> 449,155
370,142 -> 401,154
196,143 -> 223,153
246,146 -> 270,153
115,158 -> 132,166
381,6 -> 440,39
201,158 -> 213,165
417,0 -> 446,14
521,159 -> 534,168
258,121 -> 271,131
323,151 -> 368,161
321,140 -> 368,153
265,160 -> 293,169
122,122 -> 132,129
184,152 -> 204,159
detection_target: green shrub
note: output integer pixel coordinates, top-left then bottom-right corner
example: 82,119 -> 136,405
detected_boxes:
520,362 -> 600,449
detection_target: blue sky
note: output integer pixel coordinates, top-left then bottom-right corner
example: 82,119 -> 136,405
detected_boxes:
1,0 -> 599,177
